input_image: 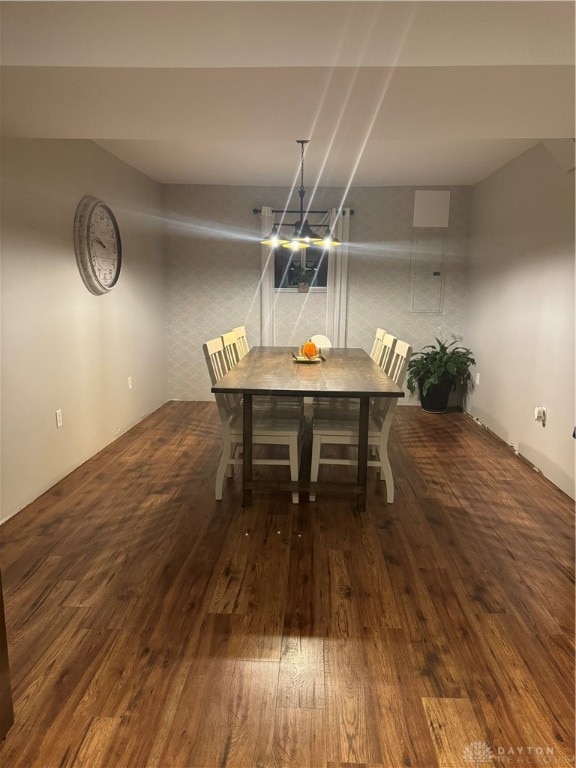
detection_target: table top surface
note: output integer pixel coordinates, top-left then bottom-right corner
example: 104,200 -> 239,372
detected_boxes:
211,346 -> 405,398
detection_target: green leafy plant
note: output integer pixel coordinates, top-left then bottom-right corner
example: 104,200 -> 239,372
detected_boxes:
407,338 -> 475,396
297,265 -> 317,292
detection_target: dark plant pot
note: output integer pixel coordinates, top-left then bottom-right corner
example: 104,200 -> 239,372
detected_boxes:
418,379 -> 453,413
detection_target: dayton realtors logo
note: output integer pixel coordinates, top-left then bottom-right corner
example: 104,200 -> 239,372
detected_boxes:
463,742 -> 572,766
463,741 -> 495,767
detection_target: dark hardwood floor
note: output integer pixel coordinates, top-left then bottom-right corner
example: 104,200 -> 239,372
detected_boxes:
0,402 -> 574,768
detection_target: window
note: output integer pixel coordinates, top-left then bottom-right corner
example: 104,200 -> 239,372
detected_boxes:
274,246 -> 329,291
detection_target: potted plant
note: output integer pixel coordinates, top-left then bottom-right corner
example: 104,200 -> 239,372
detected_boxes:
297,265 -> 316,293
407,338 -> 475,413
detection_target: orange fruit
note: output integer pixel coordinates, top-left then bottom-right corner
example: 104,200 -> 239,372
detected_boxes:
302,341 -> 318,357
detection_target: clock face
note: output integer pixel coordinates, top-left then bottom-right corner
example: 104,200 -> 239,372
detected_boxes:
74,196 -> 122,295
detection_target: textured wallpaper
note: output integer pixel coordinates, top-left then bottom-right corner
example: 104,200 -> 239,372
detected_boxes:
345,186 -> 471,354
164,185 -> 262,401
274,292 -> 328,347
164,184 -> 471,401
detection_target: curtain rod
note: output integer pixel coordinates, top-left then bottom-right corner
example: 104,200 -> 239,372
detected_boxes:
252,208 -> 354,216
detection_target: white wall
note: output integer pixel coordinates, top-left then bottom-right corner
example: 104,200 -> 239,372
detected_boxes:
465,143 -> 575,499
1,139 -> 168,522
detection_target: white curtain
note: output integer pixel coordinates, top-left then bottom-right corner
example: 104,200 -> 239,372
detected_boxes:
260,206 -> 274,345
326,208 -> 350,347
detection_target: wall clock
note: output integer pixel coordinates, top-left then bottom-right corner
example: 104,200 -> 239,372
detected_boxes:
74,196 -> 122,295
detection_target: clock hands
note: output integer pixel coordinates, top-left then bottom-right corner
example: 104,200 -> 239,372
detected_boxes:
91,236 -> 117,256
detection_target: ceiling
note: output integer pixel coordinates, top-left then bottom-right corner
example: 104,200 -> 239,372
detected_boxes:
1,1 -> 574,187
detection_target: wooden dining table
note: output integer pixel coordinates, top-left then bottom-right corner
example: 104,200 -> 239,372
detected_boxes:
211,346 -> 404,510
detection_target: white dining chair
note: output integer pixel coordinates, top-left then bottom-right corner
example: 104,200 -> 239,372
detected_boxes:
309,334 -> 332,350
379,333 -> 397,374
203,337 -> 303,503
370,327 -> 387,364
223,329 -> 302,415
232,326 -> 250,359
221,330 -> 241,370
309,339 -> 412,504
203,336 -> 241,413
386,339 -> 412,385
313,333 -> 397,416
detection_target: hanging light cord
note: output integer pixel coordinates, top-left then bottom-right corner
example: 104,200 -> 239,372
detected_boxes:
253,140 -> 354,218
297,139 -> 308,228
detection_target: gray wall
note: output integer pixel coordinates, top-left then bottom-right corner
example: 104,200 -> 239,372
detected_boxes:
164,184 -> 472,402
1,139 -> 168,522
465,143 -> 575,498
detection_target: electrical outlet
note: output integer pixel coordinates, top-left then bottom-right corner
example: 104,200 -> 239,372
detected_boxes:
475,372 -> 480,386
534,406 -> 547,426
128,376 -> 133,390
55,409 -> 63,428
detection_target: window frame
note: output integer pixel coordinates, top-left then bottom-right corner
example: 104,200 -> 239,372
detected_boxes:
273,245 -> 329,293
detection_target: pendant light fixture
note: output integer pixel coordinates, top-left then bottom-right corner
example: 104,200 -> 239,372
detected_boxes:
260,224 -> 289,248
259,140 -> 341,250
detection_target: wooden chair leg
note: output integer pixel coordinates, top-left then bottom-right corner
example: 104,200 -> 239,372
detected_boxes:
289,436 -> 299,504
226,442 -> 239,477
309,435 -> 322,502
378,442 -> 394,503
215,435 -> 233,501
